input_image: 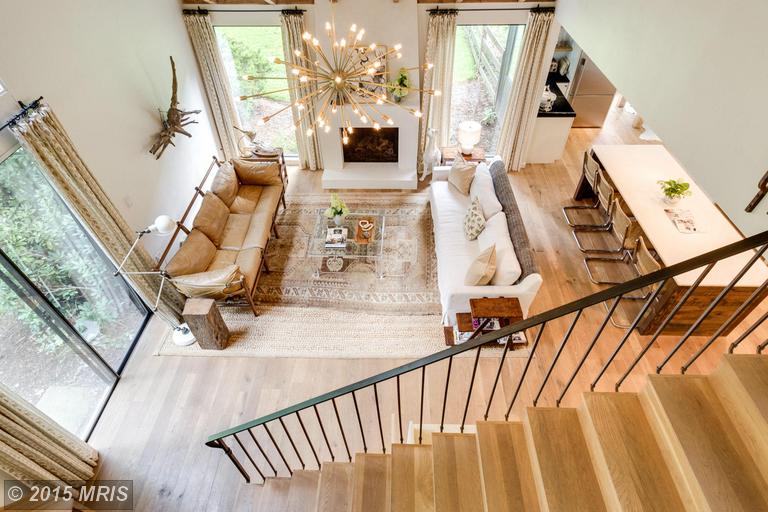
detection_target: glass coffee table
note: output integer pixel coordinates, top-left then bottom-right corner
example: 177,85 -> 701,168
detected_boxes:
308,212 -> 404,278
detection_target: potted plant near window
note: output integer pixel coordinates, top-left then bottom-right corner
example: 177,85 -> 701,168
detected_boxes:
386,68 -> 411,103
324,194 -> 350,226
658,178 -> 692,205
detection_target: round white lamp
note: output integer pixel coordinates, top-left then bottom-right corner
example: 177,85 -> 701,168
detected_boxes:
147,215 -> 176,235
457,121 -> 482,156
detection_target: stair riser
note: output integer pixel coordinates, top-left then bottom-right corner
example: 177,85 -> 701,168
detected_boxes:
576,404 -> 623,511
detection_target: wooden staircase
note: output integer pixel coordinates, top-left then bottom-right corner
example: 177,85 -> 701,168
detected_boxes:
251,354 -> 768,511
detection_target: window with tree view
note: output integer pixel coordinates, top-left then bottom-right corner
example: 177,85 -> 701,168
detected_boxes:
450,25 -> 525,155
215,26 -> 298,155
0,147 -> 148,437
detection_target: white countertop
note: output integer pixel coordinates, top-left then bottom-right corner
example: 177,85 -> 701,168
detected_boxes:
592,145 -> 768,287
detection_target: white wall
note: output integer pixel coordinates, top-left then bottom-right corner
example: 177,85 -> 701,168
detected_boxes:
556,0 -> 768,235
0,0 -> 219,256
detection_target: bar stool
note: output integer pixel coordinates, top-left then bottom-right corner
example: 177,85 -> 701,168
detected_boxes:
562,151 -> 602,227
565,169 -> 617,230
574,199 -> 638,255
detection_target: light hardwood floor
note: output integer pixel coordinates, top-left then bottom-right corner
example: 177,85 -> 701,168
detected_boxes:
87,104 -> 768,511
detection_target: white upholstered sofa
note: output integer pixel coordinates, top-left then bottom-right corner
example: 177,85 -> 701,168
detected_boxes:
428,159 -> 543,325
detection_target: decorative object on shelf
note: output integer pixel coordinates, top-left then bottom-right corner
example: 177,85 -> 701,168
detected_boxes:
114,214 -> 196,346
549,59 -> 558,72
149,57 -> 201,159
421,128 -> 441,181
456,120 -> 482,156
239,9 -> 440,145
324,193 -> 350,226
558,56 -> 570,76
745,170 -> 768,213
387,67 -> 411,103
658,178 -> 692,205
539,85 -> 557,112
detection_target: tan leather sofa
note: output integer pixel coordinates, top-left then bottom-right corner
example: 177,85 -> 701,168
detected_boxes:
159,157 -> 286,315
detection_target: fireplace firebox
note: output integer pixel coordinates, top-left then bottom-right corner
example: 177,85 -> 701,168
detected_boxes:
341,127 -> 398,163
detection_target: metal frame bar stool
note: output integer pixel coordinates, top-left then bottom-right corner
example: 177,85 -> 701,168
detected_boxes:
563,151 -> 602,227
565,169 -> 617,231
574,199 -> 638,255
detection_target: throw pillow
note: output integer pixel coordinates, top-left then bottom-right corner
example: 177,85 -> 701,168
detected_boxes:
211,162 -> 239,207
478,212 -> 522,285
165,229 -> 217,278
448,155 -> 476,194
232,159 -> 283,186
469,164 -> 503,219
465,244 -> 497,286
464,198 -> 486,241
193,193 -> 229,246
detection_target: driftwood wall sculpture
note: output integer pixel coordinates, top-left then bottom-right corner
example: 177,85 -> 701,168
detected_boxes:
149,56 -> 201,159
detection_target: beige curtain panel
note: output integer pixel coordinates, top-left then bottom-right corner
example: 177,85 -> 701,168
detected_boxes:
281,11 -> 323,171
0,382 -> 98,483
10,103 -> 184,323
497,10 -> 555,172
417,9 -> 457,176
184,11 -> 240,161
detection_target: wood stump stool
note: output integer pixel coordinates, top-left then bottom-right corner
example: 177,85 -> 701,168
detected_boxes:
182,298 -> 230,350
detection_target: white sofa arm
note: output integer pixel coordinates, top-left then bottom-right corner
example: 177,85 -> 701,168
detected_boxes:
443,273 -> 543,326
431,165 -> 451,182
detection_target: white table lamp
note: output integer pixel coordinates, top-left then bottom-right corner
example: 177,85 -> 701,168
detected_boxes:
457,121 -> 482,155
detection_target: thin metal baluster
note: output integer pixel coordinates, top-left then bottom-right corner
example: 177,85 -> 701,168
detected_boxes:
534,311 -> 583,406
314,404 -> 335,462
758,338 -> 768,354
233,433 -> 265,482
279,417 -> 305,469
616,264 -> 714,390
658,244 -> 768,373
458,318 -> 492,431
248,428 -> 276,476
557,297 -> 621,406
440,355 -> 453,433
264,423 -> 292,476
373,383 -> 386,453
396,375 -> 403,444
419,366 -> 426,444
484,335 -> 512,421
505,322 -> 547,420
332,398 -> 352,462
731,310 -> 768,353
683,278 -> 768,372
215,438 -> 251,483
592,281 -> 667,391
352,390 -> 367,453
296,411 -> 320,469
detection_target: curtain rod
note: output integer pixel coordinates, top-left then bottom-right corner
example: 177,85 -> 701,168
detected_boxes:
428,5 -> 554,14
0,97 -> 44,133
183,7 -> 306,15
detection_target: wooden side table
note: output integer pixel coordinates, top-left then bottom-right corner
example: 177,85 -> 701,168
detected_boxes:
440,146 -> 486,166
443,297 -> 525,346
183,298 -> 230,350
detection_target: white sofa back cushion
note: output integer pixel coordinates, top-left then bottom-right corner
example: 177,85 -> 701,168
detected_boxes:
478,212 -> 522,285
469,163 -> 503,219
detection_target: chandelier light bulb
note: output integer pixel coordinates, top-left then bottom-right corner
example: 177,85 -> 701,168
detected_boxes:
376,98 -> 383,105
291,68 -> 300,76
299,75 -> 308,83
373,122 -> 381,130
340,38 -> 347,47
350,24 -> 357,32
293,49 -> 302,57
367,68 -> 376,75
394,44 -> 402,51
312,38 -> 319,46
324,125 -> 331,133
352,108 -> 359,115
385,117 -> 394,125
356,29 -> 366,41
331,106 -> 338,114
360,115 -> 368,123
369,43 -> 377,50
434,90 -> 442,97
348,126 -> 354,134
334,76 -> 342,84
342,135 -> 350,145
306,128 -> 314,137
302,32 -> 311,41
397,52 -> 403,59
426,62 -> 434,70
413,110 -> 423,118
325,22 -> 332,32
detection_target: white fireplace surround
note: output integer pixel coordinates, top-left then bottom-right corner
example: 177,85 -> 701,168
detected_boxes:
320,103 -> 418,189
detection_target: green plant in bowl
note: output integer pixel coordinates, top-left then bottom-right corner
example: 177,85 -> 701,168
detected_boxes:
658,178 -> 692,204
386,68 -> 411,102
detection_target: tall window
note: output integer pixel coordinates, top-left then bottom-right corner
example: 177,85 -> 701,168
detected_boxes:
215,26 -> 298,155
450,25 -> 525,155
0,147 -> 148,437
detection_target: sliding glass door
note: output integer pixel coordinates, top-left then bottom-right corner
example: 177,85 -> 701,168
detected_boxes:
0,147 -> 149,438
450,24 -> 525,155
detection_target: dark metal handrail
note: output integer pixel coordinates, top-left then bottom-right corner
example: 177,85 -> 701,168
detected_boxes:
206,229 -> 768,482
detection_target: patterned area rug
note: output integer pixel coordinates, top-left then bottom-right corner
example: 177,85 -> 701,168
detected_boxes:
255,194 -> 441,315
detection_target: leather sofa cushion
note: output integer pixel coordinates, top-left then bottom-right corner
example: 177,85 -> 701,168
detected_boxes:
170,264 -> 241,299
232,159 -> 283,186
208,249 -> 238,271
165,229 -> 217,278
211,162 -> 239,207
242,185 -> 282,249
219,213 -> 251,250
236,247 -> 263,290
230,185 -> 263,214
193,193 -> 229,245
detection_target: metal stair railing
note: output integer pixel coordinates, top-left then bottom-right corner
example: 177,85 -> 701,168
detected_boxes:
205,230 -> 768,483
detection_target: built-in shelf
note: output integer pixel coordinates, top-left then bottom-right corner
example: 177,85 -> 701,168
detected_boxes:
554,44 -> 573,53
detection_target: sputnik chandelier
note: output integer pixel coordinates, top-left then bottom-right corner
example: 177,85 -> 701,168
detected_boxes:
239,17 -> 440,145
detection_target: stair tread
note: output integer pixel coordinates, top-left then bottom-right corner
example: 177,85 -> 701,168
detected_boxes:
351,453 -> 390,512
718,354 -> 768,421
316,462 -> 354,512
256,477 -> 291,512
390,444 -> 434,512
286,470 -> 320,512
475,421 -> 540,512
432,433 -> 484,512
581,393 -> 685,511
645,374 -> 768,511
525,408 -> 607,512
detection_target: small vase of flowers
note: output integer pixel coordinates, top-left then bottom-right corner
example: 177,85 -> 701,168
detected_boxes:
658,178 -> 692,205
324,193 -> 350,226
386,68 -> 411,103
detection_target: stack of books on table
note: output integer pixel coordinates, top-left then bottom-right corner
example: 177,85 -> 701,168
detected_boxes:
325,227 -> 348,248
